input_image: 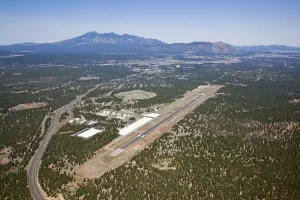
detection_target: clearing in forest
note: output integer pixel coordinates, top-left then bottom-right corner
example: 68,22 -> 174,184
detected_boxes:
8,102 -> 48,111
115,90 -> 157,101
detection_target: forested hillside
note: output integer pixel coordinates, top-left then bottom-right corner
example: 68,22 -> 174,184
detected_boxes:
0,109 -> 47,199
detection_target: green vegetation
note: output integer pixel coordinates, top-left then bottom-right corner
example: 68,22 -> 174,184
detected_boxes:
67,62 -> 300,199
0,56 -> 133,199
0,109 -> 47,199
0,170 -> 31,199
40,122 -> 119,196
43,124 -> 118,167
1,53 -> 300,199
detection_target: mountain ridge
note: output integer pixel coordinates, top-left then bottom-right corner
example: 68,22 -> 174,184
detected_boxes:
1,31 -> 299,54
54,31 -> 166,46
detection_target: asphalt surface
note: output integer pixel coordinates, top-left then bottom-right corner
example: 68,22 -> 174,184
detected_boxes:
120,87 -> 212,150
27,83 -> 105,200
27,108 -> 65,200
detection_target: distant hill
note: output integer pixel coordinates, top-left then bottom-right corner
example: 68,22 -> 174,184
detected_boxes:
169,42 -> 238,54
237,45 -> 300,52
0,31 -> 298,54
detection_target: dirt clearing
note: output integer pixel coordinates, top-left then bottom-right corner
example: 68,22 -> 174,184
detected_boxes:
0,147 -> 12,165
115,90 -> 157,101
9,102 -> 48,111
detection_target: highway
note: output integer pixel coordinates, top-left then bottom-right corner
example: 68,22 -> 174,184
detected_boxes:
27,83 -> 106,200
120,87 -> 213,150
27,107 -> 65,200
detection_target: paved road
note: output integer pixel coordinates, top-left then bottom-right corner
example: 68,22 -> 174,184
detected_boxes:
27,83 -> 106,200
120,87 -> 213,150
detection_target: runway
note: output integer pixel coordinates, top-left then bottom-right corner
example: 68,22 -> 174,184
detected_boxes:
74,85 -> 222,179
119,87 -> 213,151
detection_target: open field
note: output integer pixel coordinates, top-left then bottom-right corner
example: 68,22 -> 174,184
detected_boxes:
8,102 -> 48,111
115,89 -> 157,101
75,85 -> 222,179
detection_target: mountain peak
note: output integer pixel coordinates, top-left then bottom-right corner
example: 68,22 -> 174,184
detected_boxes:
82,31 -> 99,36
54,32 -> 165,46
87,31 -> 98,34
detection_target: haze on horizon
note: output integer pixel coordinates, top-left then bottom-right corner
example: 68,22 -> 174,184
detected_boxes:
0,0 -> 299,46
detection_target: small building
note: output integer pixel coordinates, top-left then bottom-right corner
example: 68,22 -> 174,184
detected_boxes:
74,127 -> 104,139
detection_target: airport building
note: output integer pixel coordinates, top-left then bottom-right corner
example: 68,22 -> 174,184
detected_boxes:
72,127 -> 104,139
118,113 -> 160,136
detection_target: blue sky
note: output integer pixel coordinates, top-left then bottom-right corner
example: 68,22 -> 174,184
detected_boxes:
0,0 -> 299,46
